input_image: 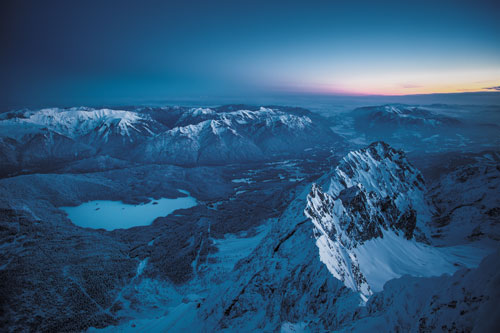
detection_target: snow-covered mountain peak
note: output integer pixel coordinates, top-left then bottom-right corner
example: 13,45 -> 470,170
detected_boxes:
13,107 -> 148,138
0,104 -> 341,173
313,141 -> 430,244
353,104 -> 463,129
384,105 -> 404,114
304,142 -> 441,297
173,106 -> 313,132
138,105 -> 334,165
329,141 -> 425,199
176,107 -> 216,125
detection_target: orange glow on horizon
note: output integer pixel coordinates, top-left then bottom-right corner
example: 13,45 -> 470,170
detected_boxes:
296,77 -> 500,96
340,85 -> 500,96
270,67 -> 500,96
283,84 -> 500,97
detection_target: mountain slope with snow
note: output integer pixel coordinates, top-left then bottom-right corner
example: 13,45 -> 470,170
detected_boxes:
194,142 -> 493,331
1,107 -> 162,141
305,142 -> 487,298
136,106 -> 339,165
339,250 -> 500,332
347,104 -> 500,152
0,107 -> 164,176
197,184 -> 362,332
0,105 -> 342,175
352,104 -> 462,130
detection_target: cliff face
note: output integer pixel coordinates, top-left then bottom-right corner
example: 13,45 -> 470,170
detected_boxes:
305,141 -> 430,297
197,142 -> 490,332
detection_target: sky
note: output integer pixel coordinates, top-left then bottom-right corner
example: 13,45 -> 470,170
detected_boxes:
1,0 -> 500,108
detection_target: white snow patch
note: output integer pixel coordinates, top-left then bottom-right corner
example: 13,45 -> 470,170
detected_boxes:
281,321 -> 309,332
207,224 -> 270,273
136,259 -> 147,276
231,178 -> 254,184
354,230 -> 490,292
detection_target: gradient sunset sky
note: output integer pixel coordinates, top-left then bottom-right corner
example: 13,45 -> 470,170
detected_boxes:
1,0 -> 499,107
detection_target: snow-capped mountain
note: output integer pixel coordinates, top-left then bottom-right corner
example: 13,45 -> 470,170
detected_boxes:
0,105 -> 340,174
198,178 -> 360,331
304,142 -> 487,298
352,104 -> 462,130
0,107 -> 164,175
138,117 -> 264,164
307,141 -> 431,244
1,107 -> 161,141
0,128 -> 96,176
347,104 -> 484,151
137,107 -> 335,165
197,142 -> 490,331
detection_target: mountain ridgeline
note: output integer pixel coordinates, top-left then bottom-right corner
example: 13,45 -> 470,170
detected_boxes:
305,142 -> 430,297
348,104 -> 500,151
0,105 -> 341,177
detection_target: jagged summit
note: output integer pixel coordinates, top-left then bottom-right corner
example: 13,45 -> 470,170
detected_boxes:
313,141 -> 429,244
329,141 -> 424,196
304,142 -> 471,298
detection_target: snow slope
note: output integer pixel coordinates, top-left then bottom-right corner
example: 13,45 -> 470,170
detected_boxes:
353,230 -> 489,292
339,250 -> 500,332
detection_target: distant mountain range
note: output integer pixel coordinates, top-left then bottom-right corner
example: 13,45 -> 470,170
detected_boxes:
0,105 -> 341,176
348,104 -> 499,151
352,104 -> 462,129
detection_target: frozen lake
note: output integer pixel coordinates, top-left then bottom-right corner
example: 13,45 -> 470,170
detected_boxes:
61,191 -> 197,231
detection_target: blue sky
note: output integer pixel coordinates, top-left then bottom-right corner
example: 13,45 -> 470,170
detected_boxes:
1,0 -> 499,108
